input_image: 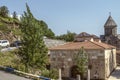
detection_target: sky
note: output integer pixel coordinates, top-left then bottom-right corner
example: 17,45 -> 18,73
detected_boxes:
0,0 -> 120,36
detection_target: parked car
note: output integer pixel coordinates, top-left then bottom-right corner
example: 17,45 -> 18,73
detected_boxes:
0,40 -> 10,47
10,41 -> 22,47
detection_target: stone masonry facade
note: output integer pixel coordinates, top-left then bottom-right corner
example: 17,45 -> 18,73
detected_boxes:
50,47 -> 116,80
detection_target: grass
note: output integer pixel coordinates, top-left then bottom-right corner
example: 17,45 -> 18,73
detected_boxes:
0,51 -> 25,71
0,16 -> 21,36
0,50 -> 41,74
0,51 -> 57,79
0,23 -> 10,32
12,28 -> 21,36
0,16 -> 20,24
0,51 -> 42,80
0,51 -> 17,66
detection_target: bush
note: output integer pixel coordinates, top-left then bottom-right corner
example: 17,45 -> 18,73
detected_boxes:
0,46 -> 2,51
0,23 -> 9,32
41,69 -> 58,79
0,50 -> 26,71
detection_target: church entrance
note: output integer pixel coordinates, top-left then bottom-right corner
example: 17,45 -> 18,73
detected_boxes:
70,65 -> 79,78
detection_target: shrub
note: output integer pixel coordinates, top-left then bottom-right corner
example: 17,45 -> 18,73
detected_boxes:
41,69 -> 58,79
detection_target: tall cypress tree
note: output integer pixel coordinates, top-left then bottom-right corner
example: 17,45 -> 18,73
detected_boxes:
18,4 -> 48,72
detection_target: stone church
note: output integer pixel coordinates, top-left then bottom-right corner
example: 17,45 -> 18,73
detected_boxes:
100,15 -> 120,64
50,39 -> 116,80
50,32 -> 117,80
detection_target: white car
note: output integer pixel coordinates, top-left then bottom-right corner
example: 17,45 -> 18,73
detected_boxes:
0,40 -> 10,47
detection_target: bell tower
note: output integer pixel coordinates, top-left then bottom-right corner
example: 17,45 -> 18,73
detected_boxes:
104,14 -> 117,36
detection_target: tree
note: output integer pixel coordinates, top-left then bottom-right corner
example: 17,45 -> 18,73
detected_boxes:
46,28 -> 55,38
36,20 -> 55,39
66,31 -> 76,41
0,6 -> 9,17
56,31 -> 76,42
18,4 -> 48,72
74,47 -> 88,79
13,11 -> 17,19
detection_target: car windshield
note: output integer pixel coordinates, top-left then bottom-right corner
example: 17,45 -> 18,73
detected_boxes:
2,41 -> 7,43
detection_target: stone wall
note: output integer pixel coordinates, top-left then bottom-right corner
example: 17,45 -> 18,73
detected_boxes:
101,35 -> 120,66
116,50 -> 120,65
105,49 -> 116,78
44,38 -> 66,48
50,49 -> 108,79
86,50 -> 105,79
116,54 -> 120,65
50,50 -> 76,77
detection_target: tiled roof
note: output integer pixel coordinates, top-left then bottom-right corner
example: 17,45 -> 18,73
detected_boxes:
104,15 -> 117,28
49,41 -> 115,50
91,41 -> 115,49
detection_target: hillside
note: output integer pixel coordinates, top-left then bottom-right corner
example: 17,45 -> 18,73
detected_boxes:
0,6 -> 55,43
0,16 -> 21,43
0,16 -> 55,43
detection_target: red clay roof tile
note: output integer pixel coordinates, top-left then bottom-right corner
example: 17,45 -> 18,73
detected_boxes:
49,41 -> 115,50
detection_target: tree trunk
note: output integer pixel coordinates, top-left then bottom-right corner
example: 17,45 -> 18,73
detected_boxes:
80,73 -> 84,80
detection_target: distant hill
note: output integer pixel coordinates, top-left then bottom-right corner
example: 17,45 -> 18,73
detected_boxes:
0,6 -> 55,43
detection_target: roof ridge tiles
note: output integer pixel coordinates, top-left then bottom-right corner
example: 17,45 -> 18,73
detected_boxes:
89,40 -> 115,49
88,41 -> 105,49
49,41 -> 115,50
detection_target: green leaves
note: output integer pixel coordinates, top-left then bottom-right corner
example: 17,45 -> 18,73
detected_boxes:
0,6 -> 9,17
36,20 -> 55,39
55,31 -> 76,42
41,69 -> 58,79
18,4 -> 48,72
74,47 -> 88,78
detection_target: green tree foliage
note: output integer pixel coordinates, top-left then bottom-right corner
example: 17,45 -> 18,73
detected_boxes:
0,23 -> 9,32
36,20 -> 55,39
13,11 -> 17,19
45,28 -> 55,39
56,31 -> 76,42
74,47 -> 88,79
41,69 -> 58,79
0,6 -> 9,17
18,4 -> 48,72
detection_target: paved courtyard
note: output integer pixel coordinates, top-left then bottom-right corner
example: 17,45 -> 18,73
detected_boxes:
108,66 -> 120,80
0,70 -> 31,80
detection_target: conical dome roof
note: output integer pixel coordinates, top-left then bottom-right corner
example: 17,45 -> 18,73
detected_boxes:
104,16 -> 117,28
